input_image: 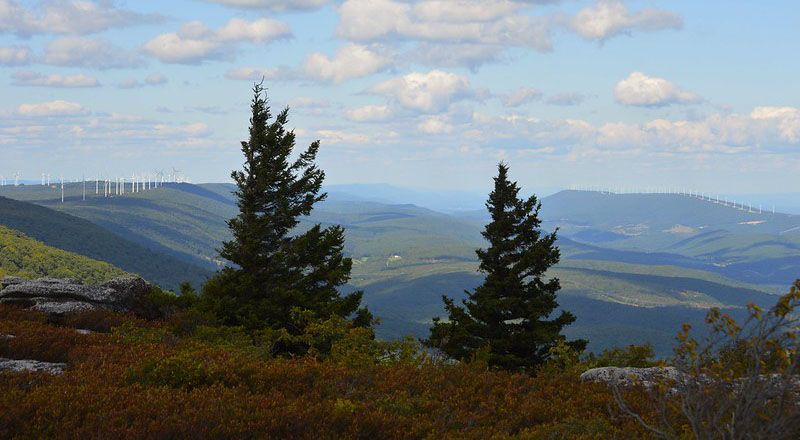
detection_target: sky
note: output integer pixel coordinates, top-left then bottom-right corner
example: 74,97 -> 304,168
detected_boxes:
0,0 -> 798,194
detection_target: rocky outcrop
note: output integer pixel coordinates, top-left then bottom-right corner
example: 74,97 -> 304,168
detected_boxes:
581,366 -> 683,389
0,276 -> 150,315
0,358 -> 66,374
582,366 -> 800,400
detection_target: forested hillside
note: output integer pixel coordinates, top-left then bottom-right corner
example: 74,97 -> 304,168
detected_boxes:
0,196 -> 211,290
0,185 -> 789,354
0,225 -> 128,283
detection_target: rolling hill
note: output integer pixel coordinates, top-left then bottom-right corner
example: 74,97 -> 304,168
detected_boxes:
0,184 -> 793,355
0,224 -> 129,284
537,190 -> 800,286
0,195 -> 211,290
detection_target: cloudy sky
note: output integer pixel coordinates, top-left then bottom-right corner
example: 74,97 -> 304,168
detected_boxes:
1,0 -> 798,193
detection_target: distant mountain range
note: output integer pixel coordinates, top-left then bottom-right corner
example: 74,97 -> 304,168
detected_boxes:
0,183 -> 796,356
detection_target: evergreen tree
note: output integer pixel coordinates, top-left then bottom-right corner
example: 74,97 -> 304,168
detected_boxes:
424,163 -> 586,371
201,83 -> 371,343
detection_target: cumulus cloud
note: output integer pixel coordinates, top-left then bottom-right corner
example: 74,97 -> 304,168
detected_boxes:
0,46 -> 29,65
197,0 -> 336,11
546,92 -> 584,106
369,70 -> 473,113
12,70 -> 99,88
751,106 -> 800,144
302,43 -> 391,83
43,36 -> 142,69
336,0 -> 553,52
568,0 -> 682,41
614,72 -> 699,107
143,18 -> 290,64
118,73 -> 168,89
503,88 -> 542,107
345,105 -> 392,122
0,0 -> 160,36
16,100 -> 87,117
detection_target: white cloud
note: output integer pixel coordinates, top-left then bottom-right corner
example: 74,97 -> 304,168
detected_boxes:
417,116 -> 453,134
215,18 -> 291,42
546,92 -> 584,106
336,0 -> 552,51
153,123 -> 211,137
345,105 -> 392,122
302,43 -> 391,83
12,70 -> 99,88
369,70 -> 473,113
197,0 -> 335,11
614,72 -> 699,107
0,0 -> 160,36
143,18 -> 290,64
503,87 -> 542,107
751,106 -> 800,144
43,36 -> 141,69
568,0 -> 682,41
0,46 -> 29,65
317,129 -> 371,145
17,100 -> 87,117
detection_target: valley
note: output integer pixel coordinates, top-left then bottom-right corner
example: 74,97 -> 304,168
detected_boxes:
1,183 -> 797,355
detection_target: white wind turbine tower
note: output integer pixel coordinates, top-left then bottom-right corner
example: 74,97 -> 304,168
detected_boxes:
13,172 -> 19,186
82,175 -> 86,201
60,176 -> 64,203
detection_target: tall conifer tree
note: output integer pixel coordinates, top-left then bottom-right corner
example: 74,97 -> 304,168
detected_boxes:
425,163 -> 585,371
202,83 -> 371,338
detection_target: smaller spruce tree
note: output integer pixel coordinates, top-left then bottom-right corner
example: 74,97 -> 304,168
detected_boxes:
424,163 -> 586,371
201,83 -> 371,348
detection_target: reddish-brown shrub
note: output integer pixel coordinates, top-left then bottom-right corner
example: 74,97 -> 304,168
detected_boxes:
0,307 -> 663,439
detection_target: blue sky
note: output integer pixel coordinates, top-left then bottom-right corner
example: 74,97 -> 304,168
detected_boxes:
1,0 -> 798,194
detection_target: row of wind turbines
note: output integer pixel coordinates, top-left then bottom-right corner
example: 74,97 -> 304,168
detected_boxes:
568,185 -> 776,215
0,172 -> 21,186
0,170 -> 188,203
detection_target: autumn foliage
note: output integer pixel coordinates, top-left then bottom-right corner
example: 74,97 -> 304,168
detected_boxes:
0,305 -> 663,439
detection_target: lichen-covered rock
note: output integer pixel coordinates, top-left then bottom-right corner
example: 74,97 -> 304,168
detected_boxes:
0,276 -> 151,315
0,358 -> 66,374
580,366 -> 684,389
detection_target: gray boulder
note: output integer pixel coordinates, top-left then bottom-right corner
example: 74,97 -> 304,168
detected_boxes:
581,366 -> 683,389
0,357 -> 67,374
0,276 -> 151,314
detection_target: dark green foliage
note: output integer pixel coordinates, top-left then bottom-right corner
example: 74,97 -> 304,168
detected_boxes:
425,163 -> 586,371
200,84 -> 371,349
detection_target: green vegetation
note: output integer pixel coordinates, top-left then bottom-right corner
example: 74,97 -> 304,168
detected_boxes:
0,196 -> 211,290
200,84 -> 370,349
0,225 -> 128,283
426,164 -> 585,370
